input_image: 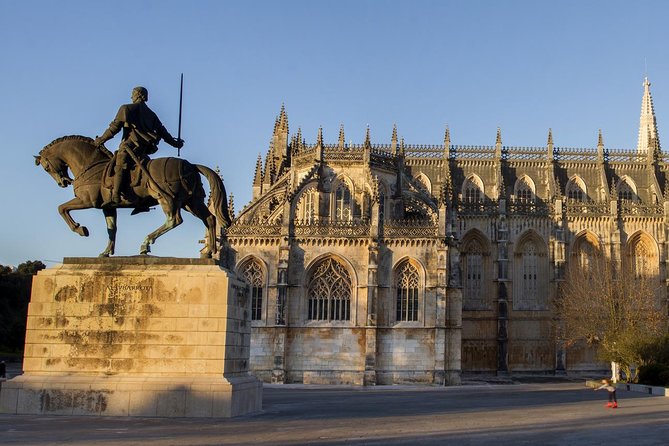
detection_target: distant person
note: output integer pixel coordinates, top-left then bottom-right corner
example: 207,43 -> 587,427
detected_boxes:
0,360 -> 6,379
595,378 -> 618,408
94,86 -> 184,207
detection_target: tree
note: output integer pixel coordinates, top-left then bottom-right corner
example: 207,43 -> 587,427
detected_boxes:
555,255 -> 667,382
0,260 -> 46,354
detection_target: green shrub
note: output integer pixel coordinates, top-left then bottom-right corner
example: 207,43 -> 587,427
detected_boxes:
638,363 -> 669,386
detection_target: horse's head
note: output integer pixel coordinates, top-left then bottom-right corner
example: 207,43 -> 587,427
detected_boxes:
34,151 -> 73,188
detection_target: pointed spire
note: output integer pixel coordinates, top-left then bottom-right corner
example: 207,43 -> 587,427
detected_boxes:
399,136 -> 405,157
316,126 -> 324,162
228,193 -> 235,219
596,129 -> 605,163
253,155 -> 263,187
495,127 -> 503,159
277,103 -> 288,134
295,127 -> 303,152
443,125 -> 451,160
338,123 -> 345,150
547,128 -> 554,161
637,77 -> 660,155
364,125 -> 372,148
391,124 -> 398,156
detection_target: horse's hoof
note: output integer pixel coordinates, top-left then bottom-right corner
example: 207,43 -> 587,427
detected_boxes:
76,226 -> 89,237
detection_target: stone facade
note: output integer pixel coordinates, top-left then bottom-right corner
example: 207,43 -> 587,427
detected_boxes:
224,79 -> 668,385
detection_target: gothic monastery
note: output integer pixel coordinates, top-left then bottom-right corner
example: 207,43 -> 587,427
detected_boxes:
222,78 -> 666,385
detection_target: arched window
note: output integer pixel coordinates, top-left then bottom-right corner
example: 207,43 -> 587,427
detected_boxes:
513,234 -> 549,310
515,176 -> 535,203
522,242 -> 538,301
463,176 -> 484,203
333,183 -> 352,222
396,260 -> 420,322
240,259 -> 264,321
575,237 -> 598,270
308,258 -> 351,321
566,177 -> 587,201
619,181 -> 635,201
297,186 -> 317,224
632,238 -> 654,278
463,239 -> 485,309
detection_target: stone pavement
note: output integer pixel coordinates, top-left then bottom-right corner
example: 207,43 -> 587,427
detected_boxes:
1,381 -> 668,445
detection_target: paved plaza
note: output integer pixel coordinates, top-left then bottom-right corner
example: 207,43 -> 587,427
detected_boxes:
1,379 -> 668,445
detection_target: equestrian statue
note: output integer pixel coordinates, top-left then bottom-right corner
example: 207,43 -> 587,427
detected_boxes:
34,85 -> 232,258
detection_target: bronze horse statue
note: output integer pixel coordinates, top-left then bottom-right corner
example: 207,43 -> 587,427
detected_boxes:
34,135 -> 231,257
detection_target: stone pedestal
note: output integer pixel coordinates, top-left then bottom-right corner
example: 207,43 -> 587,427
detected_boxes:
0,257 -> 262,417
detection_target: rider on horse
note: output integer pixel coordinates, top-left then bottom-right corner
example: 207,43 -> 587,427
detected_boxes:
94,86 -> 184,208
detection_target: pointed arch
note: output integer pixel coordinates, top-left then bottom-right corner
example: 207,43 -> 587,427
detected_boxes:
514,175 -> 536,203
237,256 -> 268,321
462,174 -> 485,203
305,255 -> 356,322
566,175 -> 587,201
294,181 -> 319,224
618,176 -> 638,201
415,172 -> 432,194
460,229 -> 493,310
570,230 -> 602,269
513,230 -> 549,310
331,175 -> 355,222
392,257 -> 426,323
626,231 -> 659,277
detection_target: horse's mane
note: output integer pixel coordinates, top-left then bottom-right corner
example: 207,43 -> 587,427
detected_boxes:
41,135 -> 94,153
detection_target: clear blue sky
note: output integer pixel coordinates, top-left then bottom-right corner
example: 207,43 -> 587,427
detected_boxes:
1,0 -> 667,266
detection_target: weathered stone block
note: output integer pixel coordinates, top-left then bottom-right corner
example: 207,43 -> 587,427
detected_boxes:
0,258 -> 262,418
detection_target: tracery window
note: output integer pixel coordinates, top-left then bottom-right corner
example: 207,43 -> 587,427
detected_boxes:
241,259 -> 264,321
576,239 -> 598,270
619,181 -> 635,201
396,261 -> 420,322
333,183 -> 352,222
463,176 -> 483,203
515,177 -> 535,203
632,240 -> 653,278
297,186 -> 317,224
513,240 -> 546,310
463,240 -> 485,310
307,258 -> 351,321
566,178 -> 586,201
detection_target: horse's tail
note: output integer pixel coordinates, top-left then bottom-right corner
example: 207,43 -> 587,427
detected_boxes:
196,164 -> 232,229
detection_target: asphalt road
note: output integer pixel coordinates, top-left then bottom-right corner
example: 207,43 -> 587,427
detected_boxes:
1,382 -> 668,445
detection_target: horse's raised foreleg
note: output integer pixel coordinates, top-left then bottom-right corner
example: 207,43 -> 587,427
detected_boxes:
58,197 -> 92,237
139,202 -> 183,255
100,207 -> 117,257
